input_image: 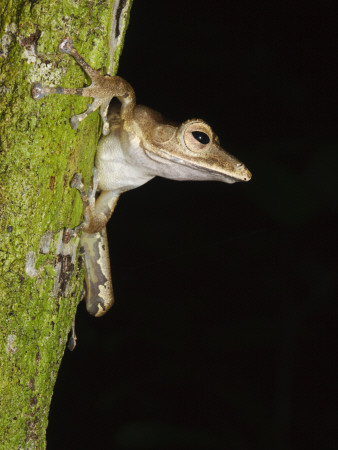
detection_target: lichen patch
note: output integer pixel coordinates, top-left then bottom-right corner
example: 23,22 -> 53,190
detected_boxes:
6,334 -> 17,353
0,23 -> 18,58
25,251 -> 37,277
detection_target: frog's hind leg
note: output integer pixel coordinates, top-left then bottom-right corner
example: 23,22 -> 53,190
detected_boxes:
69,172 -> 115,317
81,228 -> 114,317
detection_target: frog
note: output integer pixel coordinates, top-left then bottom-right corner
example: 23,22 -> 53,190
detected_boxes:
32,37 -> 252,318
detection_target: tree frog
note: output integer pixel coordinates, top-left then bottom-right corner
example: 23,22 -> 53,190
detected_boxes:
32,37 -> 252,318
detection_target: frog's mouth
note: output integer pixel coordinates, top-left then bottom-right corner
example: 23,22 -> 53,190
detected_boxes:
144,148 -> 251,183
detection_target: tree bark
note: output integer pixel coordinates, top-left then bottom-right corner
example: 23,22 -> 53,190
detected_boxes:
0,0 -> 133,447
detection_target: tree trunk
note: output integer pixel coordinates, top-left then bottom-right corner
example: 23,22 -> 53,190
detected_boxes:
0,0 -> 133,447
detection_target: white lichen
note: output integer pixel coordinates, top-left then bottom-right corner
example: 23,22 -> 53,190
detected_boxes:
62,236 -> 80,263
19,32 -> 64,84
39,231 -> 53,254
52,261 -> 62,297
52,230 -> 80,296
55,230 -> 80,262
55,230 -> 64,255
0,84 -> 9,94
0,23 -> 17,58
25,250 -> 37,277
6,334 -> 17,353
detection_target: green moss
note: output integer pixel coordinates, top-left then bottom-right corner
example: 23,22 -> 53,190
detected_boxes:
0,0 -> 133,446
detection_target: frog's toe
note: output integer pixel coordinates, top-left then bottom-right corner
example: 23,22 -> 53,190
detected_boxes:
59,37 -> 74,54
31,83 -> 47,99
70,115 -> 80,130
70,173 -> 83,190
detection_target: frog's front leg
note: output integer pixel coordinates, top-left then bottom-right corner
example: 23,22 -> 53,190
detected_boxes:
72,171 -> 119,317
32,37 -> 135,134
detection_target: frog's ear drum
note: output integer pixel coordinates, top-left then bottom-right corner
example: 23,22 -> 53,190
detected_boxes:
152,124 -> 176,144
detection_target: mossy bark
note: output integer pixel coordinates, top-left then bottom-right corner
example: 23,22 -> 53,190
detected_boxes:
0,0 -> 133,447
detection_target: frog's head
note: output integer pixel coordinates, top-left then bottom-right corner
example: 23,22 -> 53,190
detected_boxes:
133,107 -> 252,184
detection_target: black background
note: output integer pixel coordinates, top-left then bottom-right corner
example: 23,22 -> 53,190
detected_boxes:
48,1 -> 337,449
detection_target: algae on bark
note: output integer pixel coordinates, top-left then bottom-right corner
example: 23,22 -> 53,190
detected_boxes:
0,0 -> 133,446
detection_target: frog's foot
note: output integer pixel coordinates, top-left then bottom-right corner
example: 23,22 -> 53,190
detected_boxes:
71,170 -> 99,233
32,37 -> 136,133
58,37 -> 113,132
69,98 -> 108,131
71,169 -> 98,203
71,173 -> 89,205
32,80 -> 103,131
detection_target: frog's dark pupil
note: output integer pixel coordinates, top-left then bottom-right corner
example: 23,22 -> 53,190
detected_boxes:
192,131 -> 210,145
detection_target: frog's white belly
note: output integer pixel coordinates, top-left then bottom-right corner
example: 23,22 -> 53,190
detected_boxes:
95,126 -> 154,193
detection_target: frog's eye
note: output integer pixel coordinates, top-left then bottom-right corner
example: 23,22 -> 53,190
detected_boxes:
182,121 -> 213,152
192,131 -> 210,145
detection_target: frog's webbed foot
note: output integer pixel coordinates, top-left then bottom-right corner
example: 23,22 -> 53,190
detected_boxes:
32,37 -> 135,133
